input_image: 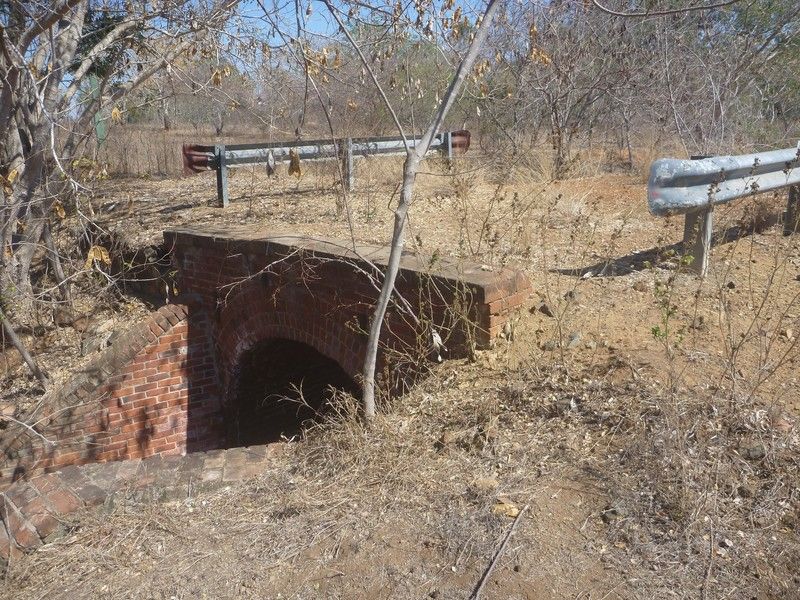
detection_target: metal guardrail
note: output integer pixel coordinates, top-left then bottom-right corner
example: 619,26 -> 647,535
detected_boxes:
647,144 -> 800,276
182,130 -> 471,208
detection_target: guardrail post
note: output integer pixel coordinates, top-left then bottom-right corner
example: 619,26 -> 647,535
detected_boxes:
683,207 -> 713,277
342,137 -> 354,191
682,155 -> 713,277
783,185 -> 800,236
214,144 -> 229,208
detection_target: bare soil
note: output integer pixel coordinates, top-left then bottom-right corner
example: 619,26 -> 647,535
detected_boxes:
2,155 -> 799,598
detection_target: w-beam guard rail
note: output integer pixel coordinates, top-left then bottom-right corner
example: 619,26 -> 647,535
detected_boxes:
182,130 -> 471,208
647,144 -> 800,276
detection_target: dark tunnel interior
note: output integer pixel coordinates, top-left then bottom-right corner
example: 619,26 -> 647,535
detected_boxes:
227,338 -> 358,447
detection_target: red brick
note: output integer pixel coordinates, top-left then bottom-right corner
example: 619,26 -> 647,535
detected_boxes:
29,513 -> 60,539
134,382 -> 158,394
29,475 -> 60,495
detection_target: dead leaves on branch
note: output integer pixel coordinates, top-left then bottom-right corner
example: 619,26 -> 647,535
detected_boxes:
288,149 -> 302,178
52,200 -> 66,220
1,168 -> 19,197
84,245 -> 112,271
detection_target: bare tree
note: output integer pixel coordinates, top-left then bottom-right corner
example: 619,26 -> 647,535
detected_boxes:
0,0 -> 238,382
310,0 -> 502,418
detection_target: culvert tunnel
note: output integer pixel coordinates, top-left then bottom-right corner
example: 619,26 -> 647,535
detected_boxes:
226,339 -> 359,447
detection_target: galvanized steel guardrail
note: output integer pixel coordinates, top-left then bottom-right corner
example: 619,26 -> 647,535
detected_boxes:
647,143 -> 800,276
182,130 -> 471,208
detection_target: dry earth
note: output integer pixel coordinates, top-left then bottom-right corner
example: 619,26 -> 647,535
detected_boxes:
1,154 -> 799,598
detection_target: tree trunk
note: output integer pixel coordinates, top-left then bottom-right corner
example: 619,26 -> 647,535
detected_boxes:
358,0 -> 502,419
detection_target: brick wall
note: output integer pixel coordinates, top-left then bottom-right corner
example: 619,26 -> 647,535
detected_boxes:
0,303 -> 223,485
1,226 -> 530,486
166,227 -> 532,400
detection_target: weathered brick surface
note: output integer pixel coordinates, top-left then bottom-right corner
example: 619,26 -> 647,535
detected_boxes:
165,226 -> 531,401
0,303 -> 223,485
0,226 -> 529,490
0,444 -> 280,564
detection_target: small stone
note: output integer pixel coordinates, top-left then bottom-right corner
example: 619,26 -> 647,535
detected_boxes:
726,281 -> 736,289
472,477 -> 499,492
553,397 -> 576,415
600,505 -> 625,524
781,328 -> 794,341
566,331 -> 582,349
739,443 -> 766,460
584,339 -> 597,350
564,290 -> 581,303
533,301 -> 554,318
632,281 -> 649,293
690,315 -> 706,330
53,308 -> 76,327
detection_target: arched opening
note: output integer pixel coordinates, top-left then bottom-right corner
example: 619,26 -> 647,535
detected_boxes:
227,338 -> 358,447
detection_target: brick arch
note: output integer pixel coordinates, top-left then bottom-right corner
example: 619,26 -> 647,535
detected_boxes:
215,280 -> 365,400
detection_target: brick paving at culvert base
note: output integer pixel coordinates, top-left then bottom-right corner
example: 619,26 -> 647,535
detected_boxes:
0,444 -> 281,567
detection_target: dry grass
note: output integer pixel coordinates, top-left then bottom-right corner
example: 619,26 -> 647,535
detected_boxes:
3,143 -> 800,598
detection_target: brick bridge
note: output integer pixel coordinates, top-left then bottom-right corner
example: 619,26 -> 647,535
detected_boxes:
1,226 -> 531,484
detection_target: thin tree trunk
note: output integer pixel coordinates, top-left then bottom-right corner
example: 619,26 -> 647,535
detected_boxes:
359,0 -> 502,418
43,220 -> 72,305
0,305 -> 49,386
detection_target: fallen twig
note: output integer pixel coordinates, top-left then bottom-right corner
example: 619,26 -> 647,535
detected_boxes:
470,504 -> 529,600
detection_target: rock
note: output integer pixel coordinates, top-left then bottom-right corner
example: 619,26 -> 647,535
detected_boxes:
632,281 -> 649,293
532,301 -> 555,318
781,328 -> 794,341
53,307 -> 76,327
584,339 -> 597,350
541,340 -> 559,352
739,443 -> 766,460
690,314 -> 706,331
566,331 -> 582,349
600,505 -> 625,524
726,281 -> 736,289
564,290 -> 582,303
553,396 -> 576,415
472,476 -> 500,493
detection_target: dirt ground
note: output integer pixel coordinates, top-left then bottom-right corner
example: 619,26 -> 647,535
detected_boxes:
2,154 -> 799,598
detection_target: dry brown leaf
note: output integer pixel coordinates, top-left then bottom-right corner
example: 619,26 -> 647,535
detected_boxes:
492,498 -> 520,518
288,149 -> 302,178
2,168 -> 18,196
85,245 -> 112,270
